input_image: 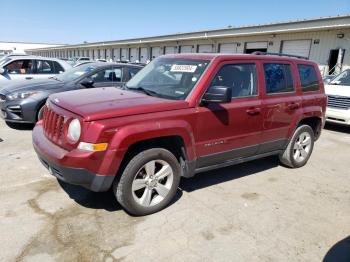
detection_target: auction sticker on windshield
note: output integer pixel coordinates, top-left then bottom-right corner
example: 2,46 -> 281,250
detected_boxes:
170,65 -> 197,73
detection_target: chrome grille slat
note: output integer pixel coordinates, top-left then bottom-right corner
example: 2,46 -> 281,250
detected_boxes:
327,95 -> 350,110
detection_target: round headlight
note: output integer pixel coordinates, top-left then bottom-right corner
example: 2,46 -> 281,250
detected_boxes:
67,118 -> 81,143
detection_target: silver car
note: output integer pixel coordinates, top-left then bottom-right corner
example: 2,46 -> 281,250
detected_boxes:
0,56 -> 71,87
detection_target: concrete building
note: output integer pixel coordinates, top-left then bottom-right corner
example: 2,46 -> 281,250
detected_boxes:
28,15 -> 350,75
0,41 -> 63,56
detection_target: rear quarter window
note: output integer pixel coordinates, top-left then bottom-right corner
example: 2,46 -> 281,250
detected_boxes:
263,63 -> 294,94
298,64 -> 320,92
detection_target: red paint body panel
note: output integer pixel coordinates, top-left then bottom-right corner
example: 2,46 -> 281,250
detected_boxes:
32,54 -> 327,184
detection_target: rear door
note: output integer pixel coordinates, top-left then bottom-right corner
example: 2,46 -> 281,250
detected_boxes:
35,60 -> 56,79
259,61 -> 301,153
195,61 -> 263,167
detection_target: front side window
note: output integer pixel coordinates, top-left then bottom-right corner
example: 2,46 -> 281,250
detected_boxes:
298,64 -> 320,91
330,69 -> 350,86
264,63 -> 294,94
36,60 -> 54,74
91,68 -> 122,83
209,63 -> 257,98
5,59 -> 34,74
126,58 -> 210,100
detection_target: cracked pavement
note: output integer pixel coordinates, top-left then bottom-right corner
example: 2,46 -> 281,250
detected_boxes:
0,121 -> 350,262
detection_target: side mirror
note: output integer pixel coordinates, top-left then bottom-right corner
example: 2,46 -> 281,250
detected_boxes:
80,77 -> 94,87
0,67 -> 5,74
202,86 -> 232,103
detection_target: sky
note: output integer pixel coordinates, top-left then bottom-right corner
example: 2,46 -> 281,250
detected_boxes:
1,0 -> 349,44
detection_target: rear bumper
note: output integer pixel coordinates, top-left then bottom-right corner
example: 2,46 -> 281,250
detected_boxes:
32,124 -> 114,192
326,107 -> 350,126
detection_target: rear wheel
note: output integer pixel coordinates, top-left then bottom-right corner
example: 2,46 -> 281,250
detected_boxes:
279,125 -> 315,168
114,148 -> 181,216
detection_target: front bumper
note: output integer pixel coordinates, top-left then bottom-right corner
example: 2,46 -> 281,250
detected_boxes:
32,124 -> 114,192
326,107 -> 350,126
0,97 -> 38,123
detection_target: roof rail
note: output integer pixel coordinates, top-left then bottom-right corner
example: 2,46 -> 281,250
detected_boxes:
252,51 -> 309,60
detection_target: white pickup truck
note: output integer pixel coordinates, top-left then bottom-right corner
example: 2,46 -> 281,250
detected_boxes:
325,69 -> 350,126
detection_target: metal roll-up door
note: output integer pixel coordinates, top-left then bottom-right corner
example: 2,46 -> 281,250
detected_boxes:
129,48 -> 138,62
165,46 -> 177,54
180,45 -> 193,53
121,48 -> 128,61
219,43 -> 237,53
106,49 -> 111,60
198,44 -> 213,53
281,40 -> 311,58
140,48 -> 148,63
246,42 -> 268,49
151,47 -> 161,59
113,48 -> 120,61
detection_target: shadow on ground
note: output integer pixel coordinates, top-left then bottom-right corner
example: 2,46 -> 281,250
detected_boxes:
180,155 -> 279,192
5,122 -> 35,130
324,123 -> 350,134
323,236 -> 350,262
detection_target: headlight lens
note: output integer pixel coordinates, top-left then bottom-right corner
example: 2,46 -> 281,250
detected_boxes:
67,118 -> 81,143
7,91 -> 39,100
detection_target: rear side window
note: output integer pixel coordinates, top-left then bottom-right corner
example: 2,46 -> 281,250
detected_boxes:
264,63 -> 294,94
37,60 -> 54,74
298,64 -> 319,91
128,67 -> 141,79
53,61 -> 65,73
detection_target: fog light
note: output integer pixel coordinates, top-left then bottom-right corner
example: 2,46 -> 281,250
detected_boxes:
78,142 -> 108,152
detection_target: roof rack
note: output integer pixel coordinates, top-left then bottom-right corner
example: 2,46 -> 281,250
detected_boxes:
252,51 -> 308,60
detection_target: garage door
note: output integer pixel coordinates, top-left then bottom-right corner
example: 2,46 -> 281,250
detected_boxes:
121,48 -> 128,61
219,43 -> 237,53
113,48 -> 120,61
246,42 -> 268,49
130,48 -> 138,62
198,44 -> 213,53
281,40 -> 311,58
180,45 -> 193,53
140,48 -> 148,63
151,47 -> 162,59
165,46 -> 177,54
106,49 -> 111,60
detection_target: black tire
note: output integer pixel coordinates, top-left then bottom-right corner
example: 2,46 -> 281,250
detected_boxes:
279,125 -> 315,168
114,148 -> 181,216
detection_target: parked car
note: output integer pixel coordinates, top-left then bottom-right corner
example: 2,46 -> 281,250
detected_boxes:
325,68 -> 350,126
0,56 -> 71,87
32,53 -> 327,215
0,62 -> 142,124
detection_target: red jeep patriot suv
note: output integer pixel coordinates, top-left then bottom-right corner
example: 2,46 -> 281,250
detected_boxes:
33,53 -> 327,215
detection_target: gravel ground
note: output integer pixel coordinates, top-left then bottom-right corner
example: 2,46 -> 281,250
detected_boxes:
0,121 -> 349,262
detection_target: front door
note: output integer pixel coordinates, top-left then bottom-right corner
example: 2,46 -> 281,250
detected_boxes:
195,62 -> 263,168
2,59 -> 35,81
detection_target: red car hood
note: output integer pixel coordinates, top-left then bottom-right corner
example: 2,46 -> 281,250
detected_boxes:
49,87 -> 190,121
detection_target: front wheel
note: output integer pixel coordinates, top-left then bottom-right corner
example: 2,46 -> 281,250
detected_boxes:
279,125 -> 315,168
114,148 -> 181,216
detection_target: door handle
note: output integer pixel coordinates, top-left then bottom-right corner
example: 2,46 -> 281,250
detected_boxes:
25,77 -> 33,80
287,102 -> 300,110
246,107 -> 261,116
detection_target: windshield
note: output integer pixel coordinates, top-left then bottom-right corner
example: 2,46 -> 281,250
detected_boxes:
57,63 -> 97,81
0,57 -> 11,66
330,69 -> 350,86
126,57 -> 210,100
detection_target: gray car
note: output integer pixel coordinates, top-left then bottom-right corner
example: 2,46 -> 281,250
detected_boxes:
0,56 -> 71,87
0,62 -> 143,124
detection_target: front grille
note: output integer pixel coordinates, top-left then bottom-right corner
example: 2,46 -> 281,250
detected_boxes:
327,95 -> 350,110
42,106 -> 65,145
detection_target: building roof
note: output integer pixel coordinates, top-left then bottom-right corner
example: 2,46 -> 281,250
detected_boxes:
27,14 -> 350,51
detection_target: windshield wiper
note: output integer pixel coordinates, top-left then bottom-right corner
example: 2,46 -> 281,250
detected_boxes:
127,86 -> 158,97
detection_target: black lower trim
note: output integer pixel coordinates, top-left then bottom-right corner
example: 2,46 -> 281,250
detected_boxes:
195,150 -> 282,174
34,147 -> 114,192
